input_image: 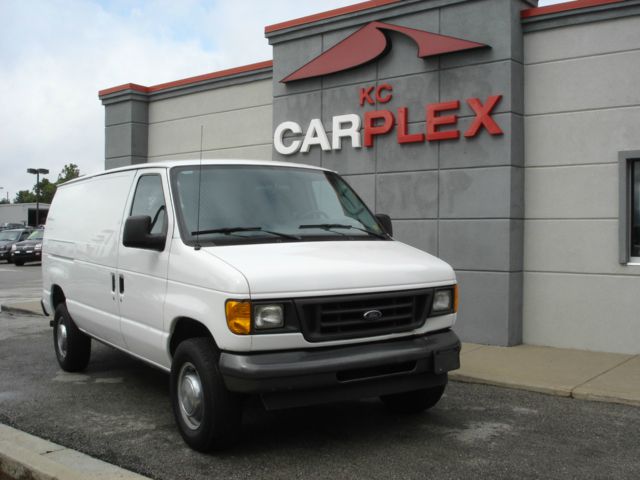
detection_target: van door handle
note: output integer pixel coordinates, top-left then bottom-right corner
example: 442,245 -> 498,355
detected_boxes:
119,275 -> 125,295
111,273 -> 116,293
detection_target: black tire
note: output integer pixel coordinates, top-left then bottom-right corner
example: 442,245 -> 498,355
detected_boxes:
381,377 -> 447,413
53,303 -> 91,372
14,260 -> 24,266
170,337 -> 242,452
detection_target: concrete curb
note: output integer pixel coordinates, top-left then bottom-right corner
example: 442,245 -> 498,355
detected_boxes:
449,372 -> 573,398
0,301 -> 44,316
0,305 -> 42,316
450,373 -> 640,408
0,424 -> 151,480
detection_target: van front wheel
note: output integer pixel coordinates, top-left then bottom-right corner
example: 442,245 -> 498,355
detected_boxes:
53,303 -> 91,372
380,379 -> 447,413
170,338 -> 242,452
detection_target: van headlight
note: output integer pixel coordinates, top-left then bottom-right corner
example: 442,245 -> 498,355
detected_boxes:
225,301 -> 286,334
431,285 -> 458,316
35,243 -> 42,250
254,304 -> 284,330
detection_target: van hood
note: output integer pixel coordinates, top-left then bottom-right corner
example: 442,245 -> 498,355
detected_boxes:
203,240 -> 455,296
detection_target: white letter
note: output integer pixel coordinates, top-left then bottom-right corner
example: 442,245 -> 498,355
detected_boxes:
274,121 -> 302,155
332,114 -> 361,150
301,118 -> 331,153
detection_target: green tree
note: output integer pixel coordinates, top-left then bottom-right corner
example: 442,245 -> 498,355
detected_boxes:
15,164 -> 82,204
0,198 -> 9,204
14,190 -> 36,203
36,178 -> 57,204
57,163 -> 80,184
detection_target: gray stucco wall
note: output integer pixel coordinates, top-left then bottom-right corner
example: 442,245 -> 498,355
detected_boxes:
523,12 -> 640,354
100,68 -> 273,169
147,79 -> 273,162
268,0 -> 534,346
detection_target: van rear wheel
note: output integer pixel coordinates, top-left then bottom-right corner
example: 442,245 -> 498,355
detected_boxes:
53,303 -> 91,372
170,338 -> 242,452
380,378 -> 447,413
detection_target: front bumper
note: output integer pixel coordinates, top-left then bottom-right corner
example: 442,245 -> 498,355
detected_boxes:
0,250 -> 11,260
219,329 -> 460,409
11,250 -> 41,263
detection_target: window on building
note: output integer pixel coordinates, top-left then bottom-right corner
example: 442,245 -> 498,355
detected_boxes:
620,152 -> 640,264
632,160 -> 640,259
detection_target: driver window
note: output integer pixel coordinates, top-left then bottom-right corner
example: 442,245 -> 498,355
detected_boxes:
130,175 -> 166,235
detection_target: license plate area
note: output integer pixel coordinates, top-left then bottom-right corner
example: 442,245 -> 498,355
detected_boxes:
433,348 -> 460,374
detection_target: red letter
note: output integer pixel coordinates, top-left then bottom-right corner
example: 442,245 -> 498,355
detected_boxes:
359,86 -> 375,106
376,84 -> 393,104
364,110 -> 394,147
464,95 -> 503,137
426,100 -> 460,141
397,107 -> 425,144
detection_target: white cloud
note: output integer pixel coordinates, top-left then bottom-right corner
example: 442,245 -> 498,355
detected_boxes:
0,0 -> 564,200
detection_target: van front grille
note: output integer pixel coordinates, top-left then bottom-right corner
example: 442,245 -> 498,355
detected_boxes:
294,289 -> 431,342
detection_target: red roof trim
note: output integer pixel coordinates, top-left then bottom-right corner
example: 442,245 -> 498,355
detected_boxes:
521,0 -> 625,19
265,0 -> 400,33
98,83 -> 148,96
98,60 -> 273,97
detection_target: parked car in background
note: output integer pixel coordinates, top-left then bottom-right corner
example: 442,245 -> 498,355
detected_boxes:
0,228 -> 32,262
11,228 -> 44,266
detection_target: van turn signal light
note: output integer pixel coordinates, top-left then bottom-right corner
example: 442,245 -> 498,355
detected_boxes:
226,300 -> 251,335
453,284 -> 459,313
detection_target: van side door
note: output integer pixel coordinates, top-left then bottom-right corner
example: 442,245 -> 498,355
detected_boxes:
117,169 -> 172,367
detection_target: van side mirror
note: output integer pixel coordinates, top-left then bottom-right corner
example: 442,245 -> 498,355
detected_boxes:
375,214 -> 393,236
123,215 -> 165,251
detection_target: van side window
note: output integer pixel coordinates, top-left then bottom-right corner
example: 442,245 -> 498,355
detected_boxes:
130,175 -> 166,235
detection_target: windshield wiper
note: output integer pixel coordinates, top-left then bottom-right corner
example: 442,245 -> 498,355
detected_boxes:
191,227 -> 301,240
298,223 -> 387,239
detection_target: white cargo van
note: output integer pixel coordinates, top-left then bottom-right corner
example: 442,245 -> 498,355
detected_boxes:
42,160 -> 460,451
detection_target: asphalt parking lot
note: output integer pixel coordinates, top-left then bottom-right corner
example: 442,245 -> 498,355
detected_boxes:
0,263 -> 41,306
1,309 -> 639,480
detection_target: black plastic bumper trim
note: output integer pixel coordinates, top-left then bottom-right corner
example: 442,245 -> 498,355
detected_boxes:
219,329 -> 460,399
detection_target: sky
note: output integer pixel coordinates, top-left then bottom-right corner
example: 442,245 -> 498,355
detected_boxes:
0,0 -> 562,201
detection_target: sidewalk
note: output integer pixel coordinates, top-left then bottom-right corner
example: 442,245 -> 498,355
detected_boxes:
1,298 -> 638,479
451,343 -> 640,407
0,424 -> 150,480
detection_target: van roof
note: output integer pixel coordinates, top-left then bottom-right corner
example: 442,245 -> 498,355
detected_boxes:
60,159 -> 333,187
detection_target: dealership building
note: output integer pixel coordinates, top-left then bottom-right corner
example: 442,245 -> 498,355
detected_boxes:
99,0 -> 640,355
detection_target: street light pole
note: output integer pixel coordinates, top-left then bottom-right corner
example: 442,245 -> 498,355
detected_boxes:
27,168 -> 49,226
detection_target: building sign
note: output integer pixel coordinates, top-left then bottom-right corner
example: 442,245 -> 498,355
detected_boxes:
274,85 -> 503,155
275,21 -> 502,156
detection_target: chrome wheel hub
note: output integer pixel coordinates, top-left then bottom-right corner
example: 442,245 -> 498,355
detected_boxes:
57,323 -> 68,358
178,362 -> 203,430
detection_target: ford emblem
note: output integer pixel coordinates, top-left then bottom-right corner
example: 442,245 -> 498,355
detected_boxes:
363,310 -> 383,321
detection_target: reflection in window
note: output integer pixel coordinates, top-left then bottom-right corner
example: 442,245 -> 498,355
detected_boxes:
130,175 -> 166,235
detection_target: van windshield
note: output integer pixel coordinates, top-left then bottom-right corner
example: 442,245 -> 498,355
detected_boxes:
170,164 -> 387,246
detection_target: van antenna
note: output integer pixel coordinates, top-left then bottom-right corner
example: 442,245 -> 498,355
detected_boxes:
194,125 -> 204,251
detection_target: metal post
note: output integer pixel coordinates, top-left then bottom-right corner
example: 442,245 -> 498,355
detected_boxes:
36,171 -> 40,226
27,168 -> 49,227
